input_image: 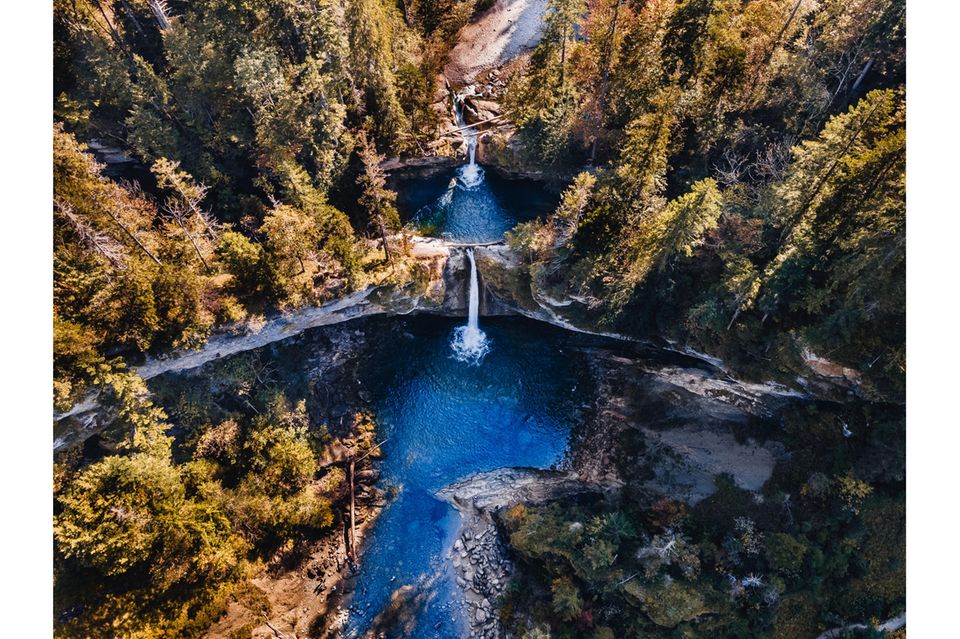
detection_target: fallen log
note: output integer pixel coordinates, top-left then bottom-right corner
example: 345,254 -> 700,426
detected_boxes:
437,114 -> 507,137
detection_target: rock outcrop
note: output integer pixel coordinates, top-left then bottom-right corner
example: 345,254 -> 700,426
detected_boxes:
444,0 -> 548,86
437,468 -> 612,639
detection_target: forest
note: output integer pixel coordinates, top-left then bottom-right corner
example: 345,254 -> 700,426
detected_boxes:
52,1 -> 905,638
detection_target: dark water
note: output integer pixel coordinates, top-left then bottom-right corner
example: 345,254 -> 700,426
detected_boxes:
389,165 -> 559,243
343,316 -> 593,637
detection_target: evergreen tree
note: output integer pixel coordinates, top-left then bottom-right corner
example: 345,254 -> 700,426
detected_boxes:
260,204 -> 318,275
760,90 -> 905,390
356,131 -> 401,263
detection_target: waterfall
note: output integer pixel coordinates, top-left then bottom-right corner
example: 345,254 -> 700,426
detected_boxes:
467,248 -> 481,333
451,248 -> 490,364
454,91 -> 484,189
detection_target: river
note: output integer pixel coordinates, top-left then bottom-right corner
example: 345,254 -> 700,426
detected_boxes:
149,131 -> 587,637
339,128 -> 583,636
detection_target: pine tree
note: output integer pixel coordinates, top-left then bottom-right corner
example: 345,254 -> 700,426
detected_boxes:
607,177 -> 722,312
356,131 -> 401,263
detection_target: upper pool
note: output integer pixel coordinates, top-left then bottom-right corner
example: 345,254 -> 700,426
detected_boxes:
389,164 -> 560,243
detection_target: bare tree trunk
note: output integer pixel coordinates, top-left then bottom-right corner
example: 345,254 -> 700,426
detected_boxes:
118,0 -> 144,35
398,0 -> 412,25
849,56 -> 875,96
438,115 -> 506,137
103,210 -> 162,265
378,220 -> 392,264
726,307 -> 742,331
348,458 -> 357,560
195,211 -> 217,241
168,178 -> 216,240
176,217 -> 211,271
590,0 -> 622,164
746,0 -> 803,102
55,199 -> 127,269
148,0 -> 171,30
768,0 -> 804,63
91,0 -> 133,59
262,616 -> 289,639
559,25 -> 568,87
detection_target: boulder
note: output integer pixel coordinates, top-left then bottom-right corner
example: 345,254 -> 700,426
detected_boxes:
464,97 -> 502,123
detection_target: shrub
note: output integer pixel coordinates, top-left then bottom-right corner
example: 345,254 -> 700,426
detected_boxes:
551,576 -> 583,621
766,532 -> 808,579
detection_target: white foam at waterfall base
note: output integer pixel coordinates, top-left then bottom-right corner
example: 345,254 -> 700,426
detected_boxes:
458,162 -> 484,189
451,248 -> 490,365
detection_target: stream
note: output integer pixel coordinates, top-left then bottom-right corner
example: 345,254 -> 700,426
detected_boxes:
342,104 -> 578,636
389,93 -> 558,244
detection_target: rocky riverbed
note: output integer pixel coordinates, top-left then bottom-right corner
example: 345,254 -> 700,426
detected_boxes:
445,0 -> 548,86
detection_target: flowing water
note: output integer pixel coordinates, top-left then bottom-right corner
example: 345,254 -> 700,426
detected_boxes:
454,92 -> 485,190
342,99 -> 568,636
152,97 -> 587,638
340,96 -> 560,636
149,315 -> 602,637
449,249 -> 490,365
391,167 -> 557,243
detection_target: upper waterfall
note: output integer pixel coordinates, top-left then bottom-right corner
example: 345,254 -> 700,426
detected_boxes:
454,90 -> 484,189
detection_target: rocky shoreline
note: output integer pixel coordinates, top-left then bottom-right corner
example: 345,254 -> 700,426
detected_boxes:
450,519 -> 512,638
437,468 -> 613,638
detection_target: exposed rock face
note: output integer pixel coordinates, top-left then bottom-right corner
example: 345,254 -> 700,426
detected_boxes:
441,248 -> 470,315
475,131 -> 550,179
474,244 -> 633,338
800,347 -> 864,389
84,138 -> 136,176
437,467 -> 606,511
379,155 -> 457,176
463,96 -> 502,124
570,348 -> 798,503
305,328 -> 371,439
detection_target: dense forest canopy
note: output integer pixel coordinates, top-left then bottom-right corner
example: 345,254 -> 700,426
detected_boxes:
53,0 -> 905,637
505,0 -> 905,398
